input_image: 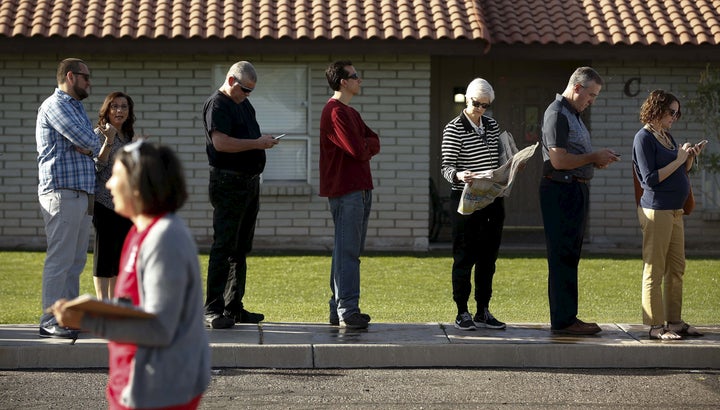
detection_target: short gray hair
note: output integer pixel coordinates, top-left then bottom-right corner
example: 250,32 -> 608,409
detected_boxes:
227,61 -> 257,83
567,66 -> 603,88
464,78 -> 495,103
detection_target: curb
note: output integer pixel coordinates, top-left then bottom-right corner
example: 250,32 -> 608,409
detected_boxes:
2,323 -> 718,370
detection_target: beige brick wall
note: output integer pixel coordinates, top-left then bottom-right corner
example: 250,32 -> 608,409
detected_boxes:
1,54 -> 718,252
0,54 -> 431,252
588,61 -> 719,250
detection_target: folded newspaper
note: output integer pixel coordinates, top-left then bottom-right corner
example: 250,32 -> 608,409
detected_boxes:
457,141 -> 539,215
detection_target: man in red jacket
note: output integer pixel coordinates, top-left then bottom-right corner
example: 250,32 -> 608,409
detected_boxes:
319,61 -> 380,329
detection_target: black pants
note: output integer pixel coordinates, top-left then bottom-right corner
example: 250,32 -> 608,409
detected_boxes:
92,202 -> 133,278
450,192 -> 505,315
204,168 -> 260,317
539,178 -> 589,329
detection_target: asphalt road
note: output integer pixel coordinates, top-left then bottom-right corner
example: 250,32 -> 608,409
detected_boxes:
2,368 -> 719,409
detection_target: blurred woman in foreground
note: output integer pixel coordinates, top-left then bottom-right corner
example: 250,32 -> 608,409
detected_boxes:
51,141 -> 210,409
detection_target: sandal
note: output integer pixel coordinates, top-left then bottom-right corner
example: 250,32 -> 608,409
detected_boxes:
649,326 -> 682,340
668,321 -> 703,337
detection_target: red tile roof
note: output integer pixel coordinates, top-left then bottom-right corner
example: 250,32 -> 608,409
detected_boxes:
0,0 -> 718,47
482,0 -> 720,46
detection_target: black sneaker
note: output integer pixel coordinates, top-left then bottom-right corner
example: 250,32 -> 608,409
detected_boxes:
205,314 -> 235,329
340,312 -> 369,329
330,312 -> 370,326
454,312 -> 476,331
473,309 -> 506,329
39,323 -> 79,339
235,309 -> 265,324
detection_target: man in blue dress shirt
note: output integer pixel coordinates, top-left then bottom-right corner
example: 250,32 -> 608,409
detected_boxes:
36,58 -> 106,338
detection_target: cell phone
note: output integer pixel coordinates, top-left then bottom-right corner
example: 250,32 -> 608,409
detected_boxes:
274,134 -> 287,140
696,140 -> 709,147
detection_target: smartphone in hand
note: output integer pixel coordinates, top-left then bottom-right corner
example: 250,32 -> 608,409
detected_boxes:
274,134 -> 287,140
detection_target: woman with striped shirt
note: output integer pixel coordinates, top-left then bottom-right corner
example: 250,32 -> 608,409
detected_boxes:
441,78 -> 515,331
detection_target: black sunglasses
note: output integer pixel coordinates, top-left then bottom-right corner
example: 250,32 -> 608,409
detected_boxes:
233,76 -> 254,93
347,73 -> 359,80
72,72 -> 90,81
471,100 -> 491,109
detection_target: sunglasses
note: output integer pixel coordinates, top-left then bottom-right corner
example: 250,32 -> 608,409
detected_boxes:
72,72 -> 90,81
347,73 -> 360,80
123,139 -> 145,165
233,76 -> 254,93
471,100 -> 491,109
668,108 -> 680,118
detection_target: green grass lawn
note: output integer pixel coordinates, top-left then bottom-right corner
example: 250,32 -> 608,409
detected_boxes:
1,251 -> 717,325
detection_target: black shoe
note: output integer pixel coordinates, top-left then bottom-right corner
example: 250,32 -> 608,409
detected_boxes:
205,314 -> 235,329
473,308 -> 506,330
454,312 -> 476,331
330,312 -> 370,326
39,324 -> 79,339
235,309 -> 264,324
340,312 -> 369,329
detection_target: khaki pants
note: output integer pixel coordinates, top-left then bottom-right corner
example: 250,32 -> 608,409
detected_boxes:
637,207 -> 685,326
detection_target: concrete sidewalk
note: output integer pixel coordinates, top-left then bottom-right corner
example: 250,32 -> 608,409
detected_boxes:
1,322 -> 718,370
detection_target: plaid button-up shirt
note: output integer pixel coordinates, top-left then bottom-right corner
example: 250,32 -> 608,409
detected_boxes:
36,88 -> 102,195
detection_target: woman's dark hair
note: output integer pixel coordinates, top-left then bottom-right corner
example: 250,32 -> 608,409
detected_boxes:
640,89 -> 682,123
325,60 -> 353,91
116,142 -> 187,215
97,91 -> 136,140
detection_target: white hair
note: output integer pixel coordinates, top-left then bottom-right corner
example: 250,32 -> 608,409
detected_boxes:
464,78 -> 495,102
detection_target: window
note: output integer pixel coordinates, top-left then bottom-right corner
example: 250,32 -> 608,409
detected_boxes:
213,64 -> 311,183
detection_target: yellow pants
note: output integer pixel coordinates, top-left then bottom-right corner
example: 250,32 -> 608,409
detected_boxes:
637,207 -> 685,326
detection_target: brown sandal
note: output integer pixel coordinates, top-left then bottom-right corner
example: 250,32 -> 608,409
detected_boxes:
649,326 -> 682,340
668,321 -> 703,337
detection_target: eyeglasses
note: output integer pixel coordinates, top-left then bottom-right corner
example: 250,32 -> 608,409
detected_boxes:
123,139 -> 145,165
668,108 -> 680,118
471,100 -> 491,109
347,73 -> 360,80
72,72 -> 90,81
110,104 -> 129,111
233,76 -> 254,93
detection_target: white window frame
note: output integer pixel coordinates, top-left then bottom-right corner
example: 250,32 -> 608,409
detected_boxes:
212,64 -> 311,184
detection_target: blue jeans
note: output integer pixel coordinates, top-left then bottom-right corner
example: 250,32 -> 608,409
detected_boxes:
38,189 -> 92,325
539,179 -> 589,329
205,169 -> 260,317
328,190 -> 372,321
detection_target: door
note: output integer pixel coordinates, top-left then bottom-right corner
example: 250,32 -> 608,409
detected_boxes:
430,58 -> 585,243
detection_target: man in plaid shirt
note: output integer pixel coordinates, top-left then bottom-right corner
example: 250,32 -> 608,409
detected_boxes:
36,58 -> 108,339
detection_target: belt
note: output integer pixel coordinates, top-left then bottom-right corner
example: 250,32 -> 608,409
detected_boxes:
544,175 -> 589,184
210,166 -> 259,178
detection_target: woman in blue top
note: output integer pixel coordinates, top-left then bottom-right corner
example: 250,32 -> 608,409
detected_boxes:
632,90 -> 707,340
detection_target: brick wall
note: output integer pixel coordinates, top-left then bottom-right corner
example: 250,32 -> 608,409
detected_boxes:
588,61 -> 720,250
0,54 -> 431,252
1,54 -> 718,252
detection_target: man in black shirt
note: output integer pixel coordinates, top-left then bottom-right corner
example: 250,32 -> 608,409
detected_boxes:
202,61 -> 279,329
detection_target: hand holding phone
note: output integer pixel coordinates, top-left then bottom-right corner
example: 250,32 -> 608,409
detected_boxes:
274,134 -> 287,140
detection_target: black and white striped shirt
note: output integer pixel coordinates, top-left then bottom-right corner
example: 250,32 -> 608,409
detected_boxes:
441,113 -> 501,191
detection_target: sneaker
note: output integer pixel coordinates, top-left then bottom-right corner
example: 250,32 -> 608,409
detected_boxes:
234,309 -> 265,324
454,312 -> 476,330
330,312 -> 370,326
205,314 -> 235,329
474,308 -> 506,330
39,323 -> 79,339
340,312 -> 369,329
